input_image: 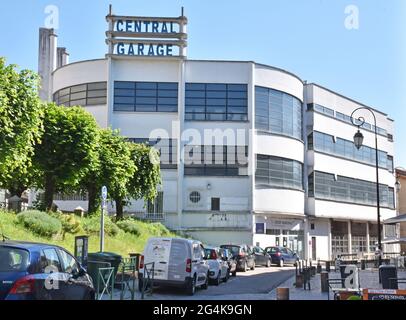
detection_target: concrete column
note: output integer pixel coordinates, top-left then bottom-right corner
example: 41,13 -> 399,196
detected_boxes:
366,222 -> 370,254
38,28 -> 57,102
176,59 -> 186,231
348,221 -> 352,254
328,219 -> 332,260
248,62 -> 256,244
57,47 -> 69,68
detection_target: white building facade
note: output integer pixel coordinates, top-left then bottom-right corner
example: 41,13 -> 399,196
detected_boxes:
35,10 -> 398,261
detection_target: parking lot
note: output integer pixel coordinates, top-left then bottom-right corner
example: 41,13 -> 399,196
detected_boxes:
116,266 -> 296,300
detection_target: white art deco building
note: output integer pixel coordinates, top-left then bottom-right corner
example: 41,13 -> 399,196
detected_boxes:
34,8 -> 398,260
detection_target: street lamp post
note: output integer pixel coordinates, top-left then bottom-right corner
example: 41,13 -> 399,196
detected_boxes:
350,107 -> 382,266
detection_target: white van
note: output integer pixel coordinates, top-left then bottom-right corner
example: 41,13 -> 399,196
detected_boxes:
138,237 -> 209,295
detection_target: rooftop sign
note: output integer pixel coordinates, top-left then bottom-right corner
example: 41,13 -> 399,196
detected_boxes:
106,6 -> 188,58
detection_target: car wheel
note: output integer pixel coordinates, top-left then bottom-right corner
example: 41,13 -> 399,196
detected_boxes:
202,273 -> 209,290
187,275 -> 196,296
279,259 -> 284,268
266,259 -> 271,268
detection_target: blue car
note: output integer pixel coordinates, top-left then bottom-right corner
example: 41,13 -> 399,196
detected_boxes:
265,246 -> 299,267
0,241 -> 95,300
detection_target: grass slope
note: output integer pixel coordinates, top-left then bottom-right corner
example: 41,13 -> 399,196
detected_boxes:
0,210 -> 178,257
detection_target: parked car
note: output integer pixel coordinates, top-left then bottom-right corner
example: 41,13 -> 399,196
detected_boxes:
139,237 -> 209,295
220,244 -> 255,272
219,248 -> 237,277
203,247 -> 229,285
0,241 -> 95,300
265,246 -> 299,267
252,246 -> 272,267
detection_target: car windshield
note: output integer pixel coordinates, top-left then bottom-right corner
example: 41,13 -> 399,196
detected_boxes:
204,249 -> 217,260
266,247 -> 279,253
221,246 -> 240,256
0,247 -> 30,272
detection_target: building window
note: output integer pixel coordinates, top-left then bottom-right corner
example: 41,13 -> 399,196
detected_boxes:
308,103 -> 334,117
53,192 -> 88,201
313,131 -> 389,170
308,173 -> 314,197
256,87 -> 302,140
255,155 -> 303,191
307,133 -> 314,150
184,145 -> 248,176
147,191 -> 164,214
114,81 -> 178,112
335,111 -> 387,137
384,224 -> 397,238
266,228 -> 281,235
211,198 -> 220,211
185,83 -> 248,121
189,191 -> 201,204
311,223 -> 315,230
313,171 -> 395,208
53,82 -> 107,107
128,138 -> 177,169
256,223 -> 265,234
387,155 -> 394,173
387,134 -> 394,142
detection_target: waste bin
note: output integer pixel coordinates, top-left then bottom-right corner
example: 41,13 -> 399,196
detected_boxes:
379,265 -> 398,289
87,252 -> 122,292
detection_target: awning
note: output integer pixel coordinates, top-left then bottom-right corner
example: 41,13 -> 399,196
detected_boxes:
383,214 -> 406,224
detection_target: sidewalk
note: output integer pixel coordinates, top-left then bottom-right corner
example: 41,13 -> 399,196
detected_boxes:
268,269 -> 406,300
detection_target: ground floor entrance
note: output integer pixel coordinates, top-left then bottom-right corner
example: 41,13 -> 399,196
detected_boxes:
253,216 -> 305,259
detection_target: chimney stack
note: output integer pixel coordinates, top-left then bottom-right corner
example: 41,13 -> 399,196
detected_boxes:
38,28 -> 57,102
57,47 -> 69,68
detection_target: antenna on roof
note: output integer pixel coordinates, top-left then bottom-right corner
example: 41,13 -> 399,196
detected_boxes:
181,6 -> 184,16
109,4 -> 113,16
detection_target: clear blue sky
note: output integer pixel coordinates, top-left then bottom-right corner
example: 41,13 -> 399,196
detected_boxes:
0,0 -> 405,166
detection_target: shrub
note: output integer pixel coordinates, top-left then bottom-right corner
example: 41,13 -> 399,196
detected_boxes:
116,219 -> 141,236
17,210 -> 62,237
83,213 -> 119,237
147,222 -> 171,237
48,211 -> 82,238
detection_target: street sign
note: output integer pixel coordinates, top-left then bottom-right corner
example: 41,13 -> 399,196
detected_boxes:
102,186 -> 108,200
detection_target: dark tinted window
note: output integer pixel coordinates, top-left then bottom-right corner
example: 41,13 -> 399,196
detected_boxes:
114,81 -> 178,112
185,83 -> 248,121
256,155 -> 303,190
211,198 -> 220,211
256,87 -> 302,140
0,247 -> 29,272
53,82 -> 107,106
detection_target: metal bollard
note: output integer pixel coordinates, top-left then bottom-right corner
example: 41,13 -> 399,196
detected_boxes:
276,287 -> 290,300
321,272 -> 329,293
361,259 -> 366,270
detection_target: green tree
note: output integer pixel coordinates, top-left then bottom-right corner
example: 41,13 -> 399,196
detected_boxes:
0,58 -> 43,190
33,103 -> 99,211
81,128 -> 135,215
114,142 -> 161,220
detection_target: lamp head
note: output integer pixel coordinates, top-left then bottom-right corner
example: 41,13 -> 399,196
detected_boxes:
353,130 -> 364,150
